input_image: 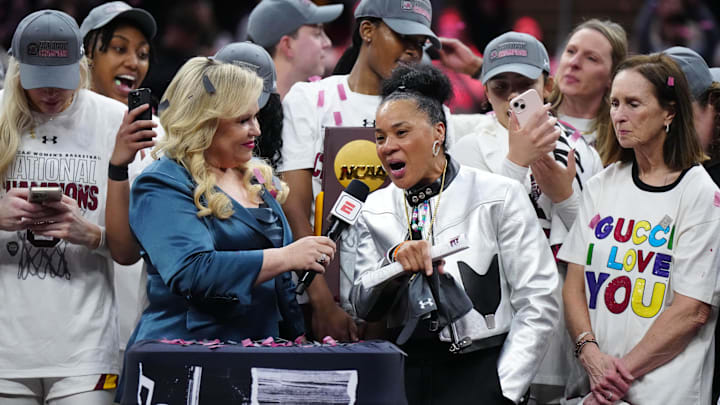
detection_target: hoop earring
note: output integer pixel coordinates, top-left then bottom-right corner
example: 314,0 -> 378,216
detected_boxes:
665,122 -> 670,133
432,140 -> 441,157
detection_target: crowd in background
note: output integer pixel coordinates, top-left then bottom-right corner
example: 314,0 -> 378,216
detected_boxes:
0,1 -> 720,405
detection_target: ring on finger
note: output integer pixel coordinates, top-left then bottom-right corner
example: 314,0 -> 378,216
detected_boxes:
606,393 -> 613,401
316,253 -> 329,265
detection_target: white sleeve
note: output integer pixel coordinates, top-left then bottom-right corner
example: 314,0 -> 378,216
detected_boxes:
670,179 -> 720,306
496,180 -> 560,402
557,177 -> 598,266
278,83 -> 320,173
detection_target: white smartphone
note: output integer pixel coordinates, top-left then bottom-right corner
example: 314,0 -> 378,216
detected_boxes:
509,89 -> 544,128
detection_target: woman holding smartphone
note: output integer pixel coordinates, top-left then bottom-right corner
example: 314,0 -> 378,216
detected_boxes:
452,31 -> 604,404
80,1 -> 164,361
0,10 -> 127,404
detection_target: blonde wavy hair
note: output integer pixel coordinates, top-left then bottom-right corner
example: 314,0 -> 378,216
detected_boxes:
0,57 -> 90,182
155,57 -> 288,219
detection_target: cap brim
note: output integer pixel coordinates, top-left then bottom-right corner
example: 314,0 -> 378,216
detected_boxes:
383,17 -> 441,49
19,63 -> 80,90
481,64 -> 542,84
307,4 -> 344,25
116,9 -> 157,39
258,91 -> 270,109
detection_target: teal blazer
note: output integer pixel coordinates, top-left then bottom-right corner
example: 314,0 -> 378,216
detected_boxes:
126,157 -> 304,346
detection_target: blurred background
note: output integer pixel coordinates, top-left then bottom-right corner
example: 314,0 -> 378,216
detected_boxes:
1,0 -> 718,112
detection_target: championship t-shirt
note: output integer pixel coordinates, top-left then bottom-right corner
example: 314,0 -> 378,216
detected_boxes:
0,89 -> 125,377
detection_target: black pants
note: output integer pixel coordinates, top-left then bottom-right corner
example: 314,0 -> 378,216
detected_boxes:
402,339 -> 516,405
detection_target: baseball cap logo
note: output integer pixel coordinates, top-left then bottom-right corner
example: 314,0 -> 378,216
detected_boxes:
27,43 -> 38,56
33,41 -> 69,58
492,42 -> 528,59
401,1 -> 412,10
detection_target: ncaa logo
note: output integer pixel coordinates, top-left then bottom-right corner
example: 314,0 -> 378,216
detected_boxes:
27,43 -> 38,56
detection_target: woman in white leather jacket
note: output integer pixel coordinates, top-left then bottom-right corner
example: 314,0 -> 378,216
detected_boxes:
348,64 -> 560,404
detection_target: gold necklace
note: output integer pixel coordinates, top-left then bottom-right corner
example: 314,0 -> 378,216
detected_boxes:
403,158 -> 448,241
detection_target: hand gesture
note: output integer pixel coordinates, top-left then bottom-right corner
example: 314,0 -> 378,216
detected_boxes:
284,236 -> 336,274
110,104 -> 157,167
394,240 -> 446,276
507,104 -> 561,167
0,188 -> 45,231
530,149 -> 577,203
28,195 -> 102,248
436,37 -> 483,76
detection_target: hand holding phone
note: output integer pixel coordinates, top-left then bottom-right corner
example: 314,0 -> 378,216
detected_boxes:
129,88 -> 153,142
28,186 -> 63,204
509,89 -> 544,128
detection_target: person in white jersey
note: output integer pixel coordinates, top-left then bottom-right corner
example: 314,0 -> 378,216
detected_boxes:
0,10 -> 129,404
560,53 -> 720,405
79,0 -> 163,363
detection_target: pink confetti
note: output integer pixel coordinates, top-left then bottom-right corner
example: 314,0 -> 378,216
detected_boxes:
241,338 -> 254,347
294,335 -> 306,345
317,90 -> 325,107
308,75 -> 321,82
571,130 -> 581,141
261,337 -> 274,346
589,214 -> 601,229
667,76 -> 674,86
252,167 -> 266,184
322,336 -> 338,346
337,83 -> 347,101
333,111 -> 343,126
714,191 -> 720,207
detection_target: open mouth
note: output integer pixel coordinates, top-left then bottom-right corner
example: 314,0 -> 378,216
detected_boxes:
387,160 -> 406,177
114,74 -> 137,93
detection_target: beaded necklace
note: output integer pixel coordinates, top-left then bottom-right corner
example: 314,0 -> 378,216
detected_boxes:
403,158 -> 447,241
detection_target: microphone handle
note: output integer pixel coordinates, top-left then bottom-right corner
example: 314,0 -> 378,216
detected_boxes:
295,219 -> 348,295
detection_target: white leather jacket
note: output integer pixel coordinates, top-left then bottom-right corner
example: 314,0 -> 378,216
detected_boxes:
348,163 -> 560,403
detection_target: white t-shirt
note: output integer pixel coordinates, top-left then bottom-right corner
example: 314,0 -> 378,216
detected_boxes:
558,114 -> 596,147
558,162 -> 720,404
0,89 -> 125,378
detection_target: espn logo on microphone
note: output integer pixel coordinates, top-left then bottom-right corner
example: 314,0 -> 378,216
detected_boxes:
331,193 -> 363,224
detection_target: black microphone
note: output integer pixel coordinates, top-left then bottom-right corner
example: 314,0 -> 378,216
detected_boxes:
296,179 -> 370,295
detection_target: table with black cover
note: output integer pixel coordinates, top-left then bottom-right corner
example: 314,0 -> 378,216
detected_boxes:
121,339 -> 406,405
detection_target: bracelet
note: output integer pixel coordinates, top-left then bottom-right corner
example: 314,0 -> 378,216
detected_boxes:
575,331 -> 593,345
392,241 -> 409,261
108,162 -> 129,181
574,338 -> 598,358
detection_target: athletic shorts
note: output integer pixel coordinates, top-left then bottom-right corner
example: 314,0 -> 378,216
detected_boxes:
0,374 -> 117,401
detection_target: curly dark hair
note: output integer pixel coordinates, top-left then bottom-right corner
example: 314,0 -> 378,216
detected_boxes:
379,64 -> 452,149
256,93 -> 284,169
